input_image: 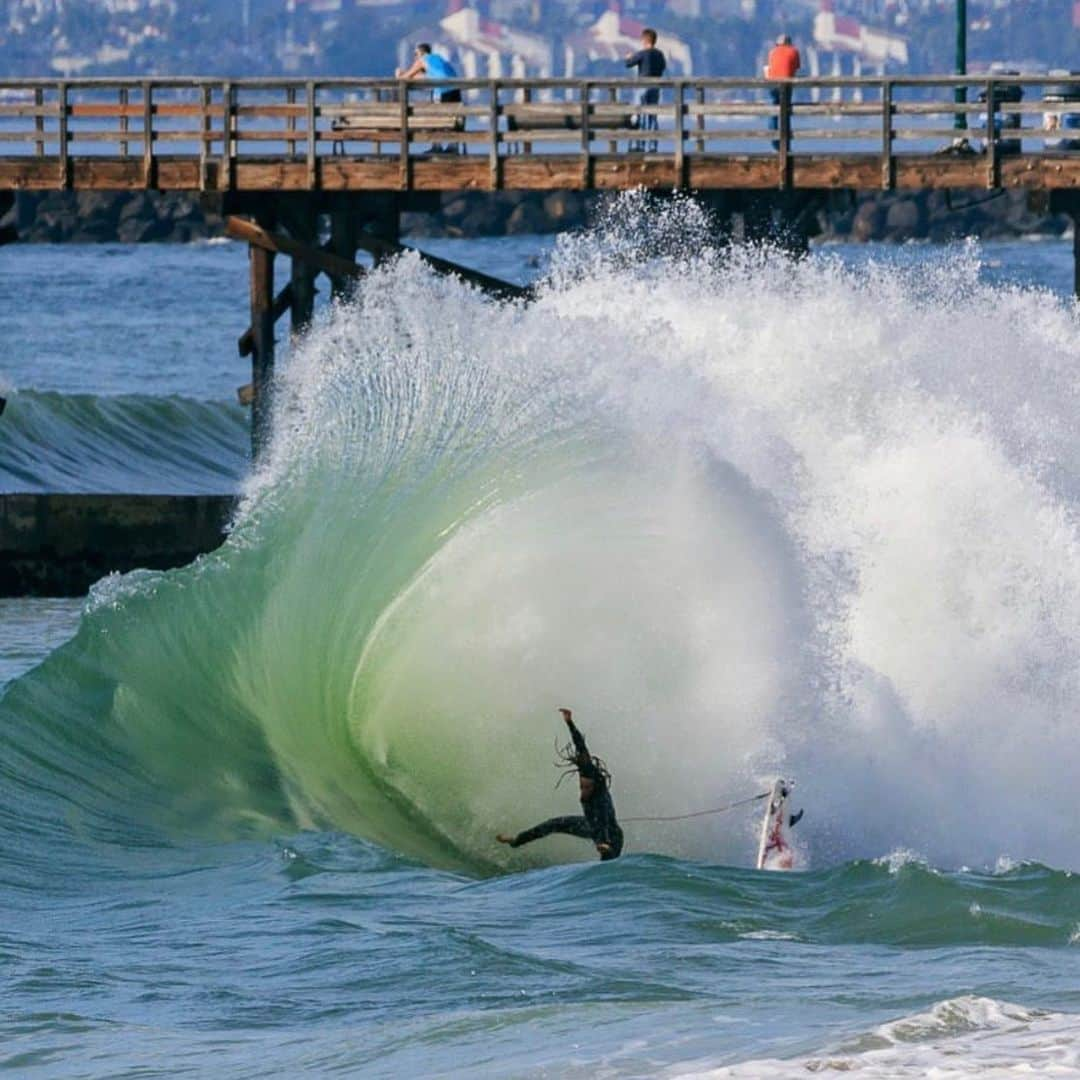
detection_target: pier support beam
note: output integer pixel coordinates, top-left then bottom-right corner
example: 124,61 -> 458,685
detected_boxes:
1050,193 -> 1080,301
328,209 -> 359,301
248,211 -> 276,458
1074,211 -> 1079,302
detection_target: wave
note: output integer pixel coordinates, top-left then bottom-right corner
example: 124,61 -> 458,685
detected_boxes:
1,195 -> 1080,875
687,995 -> 1080,1077
0,390 -> 247,493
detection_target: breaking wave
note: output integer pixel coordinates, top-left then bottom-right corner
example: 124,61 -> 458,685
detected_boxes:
2,195 -> 1080,874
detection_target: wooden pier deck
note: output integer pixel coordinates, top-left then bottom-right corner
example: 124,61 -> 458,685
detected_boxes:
1,75 -> 1078,194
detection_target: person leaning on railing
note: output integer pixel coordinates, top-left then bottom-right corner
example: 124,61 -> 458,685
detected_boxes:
765,33 -> 801,152
396,42 -> 464,153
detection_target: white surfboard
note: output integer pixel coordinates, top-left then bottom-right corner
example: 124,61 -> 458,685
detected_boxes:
756,778 -> 798,871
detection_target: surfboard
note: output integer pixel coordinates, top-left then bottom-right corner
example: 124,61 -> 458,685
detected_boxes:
756,778 -> 797,871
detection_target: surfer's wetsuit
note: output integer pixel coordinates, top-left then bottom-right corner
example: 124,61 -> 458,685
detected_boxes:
508,719 -> 624,861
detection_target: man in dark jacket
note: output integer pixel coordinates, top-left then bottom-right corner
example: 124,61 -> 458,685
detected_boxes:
497,709 -> 624,861
625,28 -> 666,152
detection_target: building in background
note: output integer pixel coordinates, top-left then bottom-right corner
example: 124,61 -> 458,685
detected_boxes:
398,3 -> 553,77
563,8 -> 693,77
808,0 -> 908,97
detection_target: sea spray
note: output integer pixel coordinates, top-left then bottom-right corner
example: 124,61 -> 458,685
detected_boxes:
2,195 -> 1080,873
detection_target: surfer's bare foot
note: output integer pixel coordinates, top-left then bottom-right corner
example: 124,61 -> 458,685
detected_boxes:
496,833 -> 514,845
596,842 -> 611,855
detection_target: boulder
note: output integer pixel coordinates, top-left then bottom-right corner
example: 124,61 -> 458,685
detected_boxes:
850,199 -> 885,241
884,198 -> 922,239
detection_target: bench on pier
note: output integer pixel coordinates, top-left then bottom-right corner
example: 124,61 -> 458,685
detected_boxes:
329,105 -> 466,154
503,103 -> 637,152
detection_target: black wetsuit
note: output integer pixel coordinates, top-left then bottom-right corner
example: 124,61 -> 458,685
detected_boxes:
510,720 -> 624,861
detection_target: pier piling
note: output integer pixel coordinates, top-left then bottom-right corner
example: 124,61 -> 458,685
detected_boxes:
248,212 -> 276,458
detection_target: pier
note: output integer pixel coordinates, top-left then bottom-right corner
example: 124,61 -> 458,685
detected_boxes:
1,73 -> 1078,594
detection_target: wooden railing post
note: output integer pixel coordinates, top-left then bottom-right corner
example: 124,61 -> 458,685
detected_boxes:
673,80 -> 686,189
306,81 -> 317,188
141,80 -> 153,188
34,87 -> 44,157
489,81 -> 501,190
695,84 -> 705,153
985,78 -> 998,189
286,86 -> 297,157
198,83 -> 210,191
57,81 -> 68,189
580,81 -> 591,187
398,80 -> 409,190
119,86 -> 129,158
221,82 -> 234,191
880,79 -> 893,190
522,85 -> 533,155
607,85 -> 617,154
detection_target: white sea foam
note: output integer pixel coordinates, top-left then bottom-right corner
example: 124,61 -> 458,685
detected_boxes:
677,997 -> 1080,1078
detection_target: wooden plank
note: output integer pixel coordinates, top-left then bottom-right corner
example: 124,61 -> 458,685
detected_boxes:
239,281 -> 293,356
227,216 -> 365,280
0,103 -> 53,117
3,146 -> 1080,195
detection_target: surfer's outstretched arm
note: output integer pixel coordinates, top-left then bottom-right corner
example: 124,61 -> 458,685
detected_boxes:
560,708 -> 588,757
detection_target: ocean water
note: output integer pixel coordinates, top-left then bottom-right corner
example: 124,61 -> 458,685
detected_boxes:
2,200 -> 1080,1076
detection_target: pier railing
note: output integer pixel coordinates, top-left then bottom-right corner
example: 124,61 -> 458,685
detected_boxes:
0,75 -> 1078,191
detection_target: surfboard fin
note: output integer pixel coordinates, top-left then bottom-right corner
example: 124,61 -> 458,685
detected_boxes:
788,809 -> 804,829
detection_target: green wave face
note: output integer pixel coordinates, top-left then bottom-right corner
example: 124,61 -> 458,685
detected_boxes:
4,199 -> 1080,876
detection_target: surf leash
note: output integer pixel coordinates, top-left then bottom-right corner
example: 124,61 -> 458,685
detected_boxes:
622,790 -> 770,824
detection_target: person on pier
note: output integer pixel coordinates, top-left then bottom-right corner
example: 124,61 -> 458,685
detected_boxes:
625,28 -> 667,153
497,709 -> 624,862
765,33 -> 801,151
396,43 -> 463,153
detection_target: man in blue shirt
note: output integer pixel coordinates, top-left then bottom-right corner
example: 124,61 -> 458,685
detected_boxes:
625,28 -> 666,152
396,43 -> 463,152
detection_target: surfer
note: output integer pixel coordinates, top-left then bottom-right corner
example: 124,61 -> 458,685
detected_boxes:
497,708 -> 624,861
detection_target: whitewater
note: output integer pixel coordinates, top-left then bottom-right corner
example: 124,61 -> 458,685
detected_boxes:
2,206 -> 1080,1075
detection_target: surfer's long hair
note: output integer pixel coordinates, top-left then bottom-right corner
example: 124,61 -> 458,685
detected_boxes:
553,738 -> 612,790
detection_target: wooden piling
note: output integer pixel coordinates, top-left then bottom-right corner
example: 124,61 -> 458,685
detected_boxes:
1074,212 -> 1079,302
248,217 -> 275,458
328,210 -> 358,301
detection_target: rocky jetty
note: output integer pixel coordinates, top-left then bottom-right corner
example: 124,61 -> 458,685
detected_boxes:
0,187 -> 1071,246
